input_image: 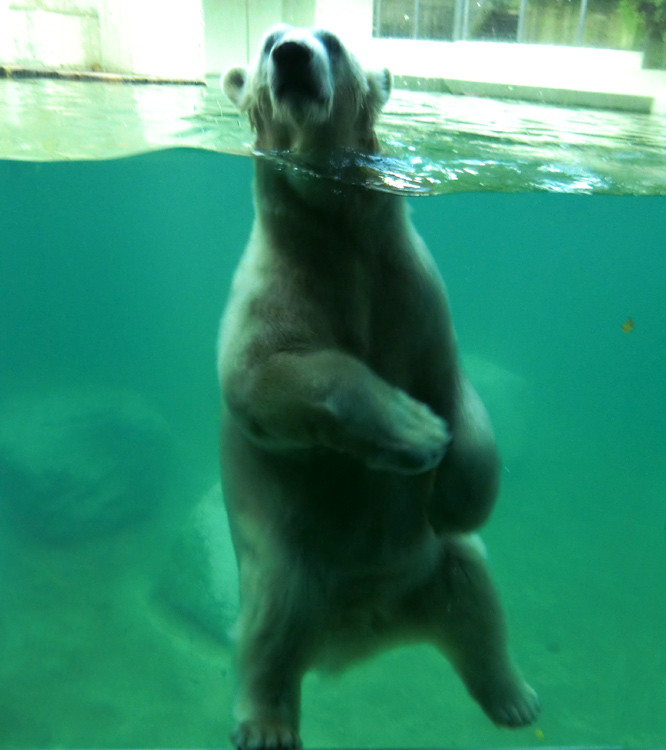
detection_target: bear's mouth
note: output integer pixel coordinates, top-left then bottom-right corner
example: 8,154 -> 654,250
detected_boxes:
270,76 -> 331,124
275,76 -> 320,102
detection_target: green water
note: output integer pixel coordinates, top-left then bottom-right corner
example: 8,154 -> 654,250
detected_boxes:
1,148 -> 665,748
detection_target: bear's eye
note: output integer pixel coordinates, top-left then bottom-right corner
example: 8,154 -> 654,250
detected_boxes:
316,31 -> 342,58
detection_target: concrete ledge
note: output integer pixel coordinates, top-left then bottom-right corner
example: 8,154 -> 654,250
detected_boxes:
394,75 -> 656,113
367,39 -> 666,114
0,65 -> 206,85
367,39 -> 645,77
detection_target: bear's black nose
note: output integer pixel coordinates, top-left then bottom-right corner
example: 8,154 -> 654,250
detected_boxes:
272,40 -> 314,70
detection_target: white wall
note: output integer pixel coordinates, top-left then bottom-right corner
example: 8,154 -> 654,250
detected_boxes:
2,0 -> 101,69
125,0 -> 204,79
1,0 -> 205,79
203,0 -> 371,76
1,0 -> 373,77
314,0 -> 372,53
203,0 -> 248,74
364,37 -> 644,80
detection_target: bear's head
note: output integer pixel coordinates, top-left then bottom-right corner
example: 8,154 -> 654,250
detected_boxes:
223,25 -> 391,154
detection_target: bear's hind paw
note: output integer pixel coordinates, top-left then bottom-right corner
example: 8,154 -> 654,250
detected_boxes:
232,719 -> 302,750
483,680 -> 541,728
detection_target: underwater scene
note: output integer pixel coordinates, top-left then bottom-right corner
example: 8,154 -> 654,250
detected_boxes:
1,84 -> 666,748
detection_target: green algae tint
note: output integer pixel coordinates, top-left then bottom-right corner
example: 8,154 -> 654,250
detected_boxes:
0,149 -> 664,748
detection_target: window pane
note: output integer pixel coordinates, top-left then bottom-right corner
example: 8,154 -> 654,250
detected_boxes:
521,0 -> 583,44
418,0 -> 457,40
376,0 -> 416,37
582,0 -> 641,49
469,0 -> 521,40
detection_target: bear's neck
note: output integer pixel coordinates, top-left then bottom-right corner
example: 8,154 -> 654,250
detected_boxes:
254,156 -> 404,240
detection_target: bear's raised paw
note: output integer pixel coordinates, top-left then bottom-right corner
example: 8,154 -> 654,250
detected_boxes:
365,390 -> 450,475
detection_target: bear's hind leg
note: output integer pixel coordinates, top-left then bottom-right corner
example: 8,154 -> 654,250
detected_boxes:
423,535 -> 540,727
232,564 -> 315,750
429,377 -> 500,534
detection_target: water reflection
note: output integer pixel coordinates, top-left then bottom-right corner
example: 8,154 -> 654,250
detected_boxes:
1,76 -> 665,195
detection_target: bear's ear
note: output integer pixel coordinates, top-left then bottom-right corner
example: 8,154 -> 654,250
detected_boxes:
367,68 -> 392,112
222,66 -> 248,109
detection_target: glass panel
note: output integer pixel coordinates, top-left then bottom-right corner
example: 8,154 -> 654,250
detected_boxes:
375,0 -> 416,37
374,0 -> 648,46
582,0 -> 641,48
418,0 -> 458,40
521,0 -> 584,45
468,0 -> 522,40
2,3 -> 666,749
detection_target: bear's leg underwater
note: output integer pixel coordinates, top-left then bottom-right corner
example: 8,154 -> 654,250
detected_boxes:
407,534 -> 541,728
231,559 -> 312,750
230,533 -> 540,748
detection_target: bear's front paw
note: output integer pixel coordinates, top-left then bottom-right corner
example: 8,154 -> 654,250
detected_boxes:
232,719 -> 302,750
367,393 -> 450,474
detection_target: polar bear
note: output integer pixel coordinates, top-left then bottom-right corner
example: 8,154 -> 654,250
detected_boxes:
219,24 -> 539,750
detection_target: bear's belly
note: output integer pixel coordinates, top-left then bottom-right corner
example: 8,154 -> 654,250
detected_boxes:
221,419 -> 436,570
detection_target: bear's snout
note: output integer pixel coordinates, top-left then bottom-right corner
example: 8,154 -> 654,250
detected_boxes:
271,41 -> 319,100
272,40 -> 314,69
267,33 -> 333,122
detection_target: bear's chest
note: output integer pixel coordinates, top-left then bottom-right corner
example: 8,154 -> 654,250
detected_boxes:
276,232 -> 437,360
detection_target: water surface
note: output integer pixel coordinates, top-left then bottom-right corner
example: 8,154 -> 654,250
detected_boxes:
2,77 -> 666,194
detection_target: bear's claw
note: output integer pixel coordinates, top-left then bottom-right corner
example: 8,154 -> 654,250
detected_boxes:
482,680 -> 541,728
232,720 -> 302,750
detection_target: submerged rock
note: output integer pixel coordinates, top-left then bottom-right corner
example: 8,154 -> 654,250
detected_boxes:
0,389 -> 180,545
156,482 -> 239,644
